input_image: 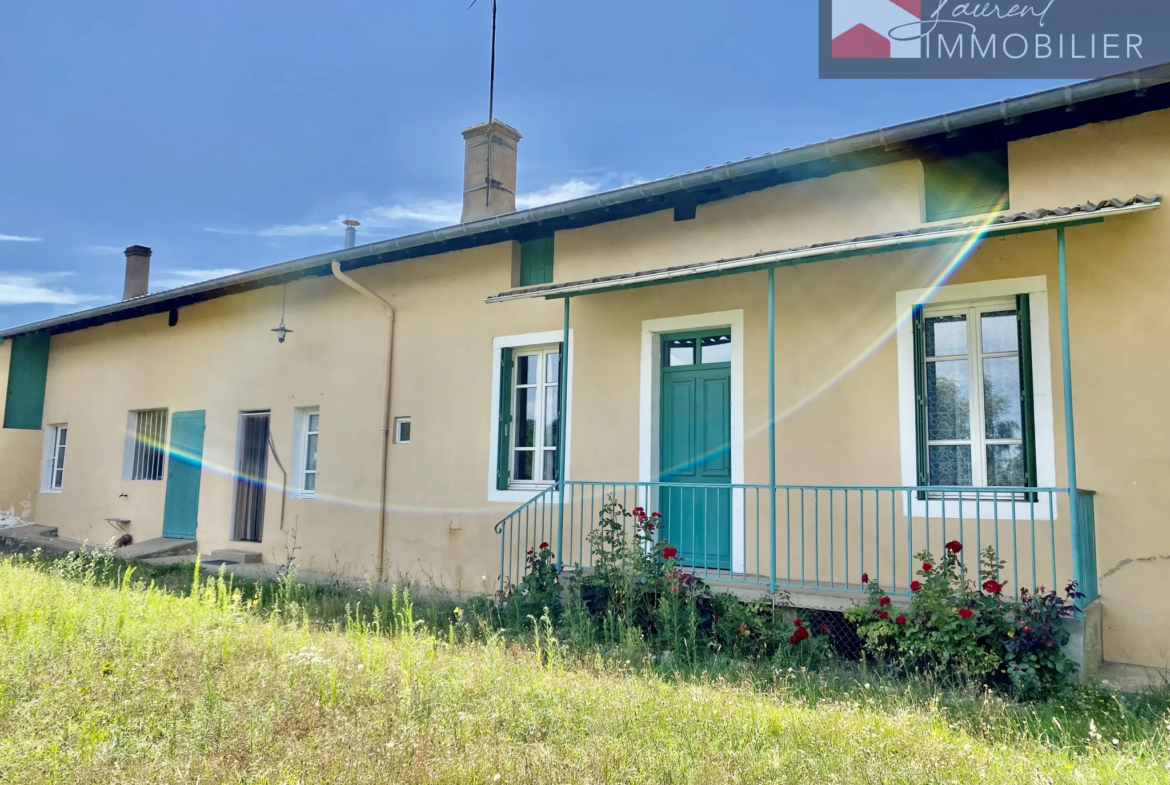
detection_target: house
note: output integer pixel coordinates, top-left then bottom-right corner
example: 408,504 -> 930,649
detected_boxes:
2,64 -> 1170,671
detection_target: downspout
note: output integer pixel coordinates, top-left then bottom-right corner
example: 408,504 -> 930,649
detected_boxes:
330,261 -> 395,583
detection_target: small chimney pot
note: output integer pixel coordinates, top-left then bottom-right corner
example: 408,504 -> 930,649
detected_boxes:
122,245 -> 152,301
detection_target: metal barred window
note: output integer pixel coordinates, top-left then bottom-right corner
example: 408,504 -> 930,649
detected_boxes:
130,409 -> 168,481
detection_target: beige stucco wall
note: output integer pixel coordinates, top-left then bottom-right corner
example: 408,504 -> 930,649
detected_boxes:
16,106 -> 1170,666
0,340 -> 42,524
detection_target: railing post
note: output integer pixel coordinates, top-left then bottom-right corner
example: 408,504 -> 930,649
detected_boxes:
556,295 -> 570,571
768,267 -> 777,593
1057,227 -> 1084,596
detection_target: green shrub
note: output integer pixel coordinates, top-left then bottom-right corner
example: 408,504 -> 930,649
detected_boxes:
846,541 -> 1080,697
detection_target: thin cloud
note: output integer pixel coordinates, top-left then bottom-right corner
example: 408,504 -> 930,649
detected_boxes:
82,245 -> 124,256
0,234 -> 42,243
212,178 -> 612,241
0,273 -> 101,306
152,268 -> 242,289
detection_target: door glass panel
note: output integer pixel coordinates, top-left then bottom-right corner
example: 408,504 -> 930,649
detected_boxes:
513,450 -> 534,481
307,413 -> 319,432
545,351 -> 560,384
700,335 -> 731,364
929,444 -> 973,486
514,388 -> 536,447
925,315 -> 967,357
542,449 -> 558,482
983,356 -> 1022,439
305,433 -> 318,471
981,310 -> 1018,354
304,471 -> 316,491
543,385 -> 559,447
986,444 -> 1025,487
516,355 -> 539,385
665,339 -> 695,366
926,359 -> 970,440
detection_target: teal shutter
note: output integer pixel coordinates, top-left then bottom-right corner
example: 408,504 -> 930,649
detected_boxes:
519,237 -> 554,286
923,147 -> 1010,222
1016,294 -> 1039,492
496,348 -> 514,490
3,332 -> 51,430
912,306 -> 929,498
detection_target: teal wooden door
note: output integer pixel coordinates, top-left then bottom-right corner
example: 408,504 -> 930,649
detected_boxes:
162,410 -> 206,540
659,332 -> 732,570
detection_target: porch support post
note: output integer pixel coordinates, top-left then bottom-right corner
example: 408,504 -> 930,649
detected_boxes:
556,295 -> 570,572
768,267 -> 777,593
1056,227 -> 1083,593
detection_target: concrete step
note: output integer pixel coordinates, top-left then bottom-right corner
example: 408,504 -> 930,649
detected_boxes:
114,537 -> 198,561
208,549 -> 262,564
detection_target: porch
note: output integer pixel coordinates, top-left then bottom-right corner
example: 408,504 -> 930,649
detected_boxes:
488,196 -> 1158,611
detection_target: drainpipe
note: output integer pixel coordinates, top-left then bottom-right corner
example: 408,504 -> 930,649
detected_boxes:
330,261 -> 395,583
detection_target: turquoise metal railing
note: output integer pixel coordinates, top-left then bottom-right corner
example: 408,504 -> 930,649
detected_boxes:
496,481 -> 1094,602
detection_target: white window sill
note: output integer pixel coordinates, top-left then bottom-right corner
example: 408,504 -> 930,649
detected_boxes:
291,492 -> 316,501
40,488 -> 62,495
489,485 -> 555,504
905,497 -> 1058,522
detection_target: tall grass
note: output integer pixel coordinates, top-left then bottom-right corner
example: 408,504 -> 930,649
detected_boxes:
0,551 -> 1168,783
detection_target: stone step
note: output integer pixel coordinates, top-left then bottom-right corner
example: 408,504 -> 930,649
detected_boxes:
207,549 -> 262,565
114,537 -> 198,561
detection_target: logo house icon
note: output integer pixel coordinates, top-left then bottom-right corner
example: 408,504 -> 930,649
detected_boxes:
832,0 -> 922,58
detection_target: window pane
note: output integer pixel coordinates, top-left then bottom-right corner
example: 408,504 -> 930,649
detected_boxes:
307,413 -> 319,433
516,355 -> 539,385
545,352 -> 560,384
57,428 -> 67,447
54,468 -> 64,489
925,315 -> 967,357
398,420 -> 411,443
542,449 -> 558,482
929,444 -> 972,486
514,388 -> 536,447
305,433 -> 318,472
543,385 -> 559,448
926,359 -> 970,440
514,450 -> 534,481
983,356 -> 1022,439
665,339 -> 695,366
304,472 -> 316,492
987,444 -> 1025,487
981,310 -> 1018,354
700,335 -> 731,364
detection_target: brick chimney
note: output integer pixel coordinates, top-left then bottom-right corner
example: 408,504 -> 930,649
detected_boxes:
461,120 -> 521,223
122,245 -> 151,300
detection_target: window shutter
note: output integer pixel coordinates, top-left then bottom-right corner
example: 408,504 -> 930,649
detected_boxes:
912,306 -> 929,499
923,146 -> 1010,222
4,332 -> 51,430
519,237 -> 554,286
496,348 -> 514,490
1016,294 -> 1038,492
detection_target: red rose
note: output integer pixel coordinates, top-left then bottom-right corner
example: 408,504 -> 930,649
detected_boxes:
662,546 -> 678,559
795,626 -> 810,641
878,596 -> 891,607
895,615 -> 907,626
789,634 -> 800,644
651,512 -> 662,519
646,522 -> 655,532
982,580 -> 1003,595
872,609 -> 881,616
861,572 -> 869,584
820,624 -> 830,634
922,563 -> 933,573
539,542 -> 549,550
946,540 -> 963,554
793,618 -> 803,627
910,580 -> 922,592
879,610 -> 890,620
1022,626 -> 1032,634
526,549 -> 534,555
958,608 -> 974,619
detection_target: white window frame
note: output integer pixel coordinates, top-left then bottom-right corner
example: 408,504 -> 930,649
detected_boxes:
897,276 -> 1057,520
507,344 -> 562,490
42,424 -> 68,493
290,407 -> 319,499
122,408 -> 168,481
394,417 -> 411,444
487,330 -> 574,503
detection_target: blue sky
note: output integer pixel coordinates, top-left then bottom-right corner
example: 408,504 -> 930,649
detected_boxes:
0,0 -> 1070,330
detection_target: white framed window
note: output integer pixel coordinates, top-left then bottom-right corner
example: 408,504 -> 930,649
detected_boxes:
897,276 -> 1057,520
488,330 -> 574,503
507,345 -> 561,488
291,408 -> 319,498
395,417 -> 411,444
42,424 -> 68,492
123,409 -> 168,481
